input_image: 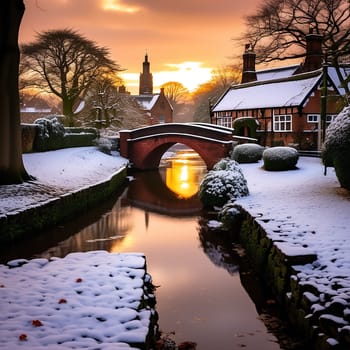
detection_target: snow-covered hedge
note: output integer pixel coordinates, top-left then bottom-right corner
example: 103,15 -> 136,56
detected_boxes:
322,105 -> 350,190
33,117 -> 98,152
262,146 -> 299,171
218,202 -> 242,229
34,117 -> 65,151
231,143 -> 264,163
199,158 -> 249,208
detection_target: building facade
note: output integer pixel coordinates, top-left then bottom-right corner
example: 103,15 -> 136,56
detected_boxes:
212,33 -> 349,151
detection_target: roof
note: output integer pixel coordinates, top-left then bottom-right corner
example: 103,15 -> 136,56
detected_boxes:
327,66 -> 350,95
256,64 -> 300,81
134,94 -> 160,110
213,70 -> 324,112
213,61 -> 350,113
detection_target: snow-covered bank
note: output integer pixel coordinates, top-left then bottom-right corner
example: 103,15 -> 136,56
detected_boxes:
237,157 -> 350,280
236,157 -> 350,347
0,251 -> 156,349
0,147 -> 128,215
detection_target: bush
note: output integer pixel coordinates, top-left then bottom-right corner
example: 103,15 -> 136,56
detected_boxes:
95,137 -> 113,155
218,202 -> 242,230
33,117 -> 65,151
199,159 -> 249,208
231,143 -> 264,163
322,105 -> 350,190
262,146 -> 299,171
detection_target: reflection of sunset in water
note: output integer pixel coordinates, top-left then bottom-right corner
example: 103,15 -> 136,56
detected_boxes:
165,151 -> 206,199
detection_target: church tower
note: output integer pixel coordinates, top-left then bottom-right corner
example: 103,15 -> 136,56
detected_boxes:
139,53 -> 153,95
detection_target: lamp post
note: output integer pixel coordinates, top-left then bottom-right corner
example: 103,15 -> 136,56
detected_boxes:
319,55 -> 328,150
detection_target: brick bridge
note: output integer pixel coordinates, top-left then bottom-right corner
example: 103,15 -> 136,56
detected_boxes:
119,123 -> 234,170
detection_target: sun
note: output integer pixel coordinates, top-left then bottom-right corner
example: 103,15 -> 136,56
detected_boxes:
121,61 -> 213,94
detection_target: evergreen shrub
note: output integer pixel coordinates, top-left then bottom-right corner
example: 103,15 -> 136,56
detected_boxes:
199,158 -> 249,208
232,143 -> 264,163
322,105 -> 350,190
262,146 -> 299,171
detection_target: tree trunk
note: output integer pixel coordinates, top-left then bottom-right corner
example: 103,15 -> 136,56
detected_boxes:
0,0 -> 31,184
62,97 -> 75,127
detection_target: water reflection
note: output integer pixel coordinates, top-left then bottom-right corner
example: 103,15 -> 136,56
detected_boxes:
1,146 -> 283,349
161,149 -> 207,199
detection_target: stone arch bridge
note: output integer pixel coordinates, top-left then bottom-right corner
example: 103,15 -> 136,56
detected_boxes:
119,123 -> 234,170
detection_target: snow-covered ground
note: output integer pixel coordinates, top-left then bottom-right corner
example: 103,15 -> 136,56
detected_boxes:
0,147 -> 128,215
0,147 -> 350,348
0,251 -> 154,350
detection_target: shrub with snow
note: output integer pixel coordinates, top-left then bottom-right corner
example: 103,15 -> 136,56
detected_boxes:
34,117 -> 65,151
218,202 -> 242,229
262,146 -> 299,171
231,143 -> 264,163
322,105 -> 350,190
199,158 -> 249,208
95,137 -> 113,155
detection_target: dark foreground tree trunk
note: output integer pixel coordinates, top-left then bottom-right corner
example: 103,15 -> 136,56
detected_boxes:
0,0 -> 30,184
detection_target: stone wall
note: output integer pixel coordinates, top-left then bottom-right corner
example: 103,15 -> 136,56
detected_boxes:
238,206 -> 350,350
0,167 -> 127,243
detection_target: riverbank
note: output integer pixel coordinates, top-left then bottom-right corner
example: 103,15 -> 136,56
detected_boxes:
0,147 -> 129,242
1,148 -> 350,348
235,157 -> 350,349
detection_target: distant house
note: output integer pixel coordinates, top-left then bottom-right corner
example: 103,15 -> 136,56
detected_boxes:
133,54 -> 173,124
20,95 -> 59,124
211,32 -> 349,151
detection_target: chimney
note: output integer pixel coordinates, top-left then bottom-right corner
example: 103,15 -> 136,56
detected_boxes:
296,28 -> 323,74
241,43 -> 257,84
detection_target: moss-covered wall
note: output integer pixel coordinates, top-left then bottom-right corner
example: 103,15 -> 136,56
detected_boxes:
237,206 -> 350,350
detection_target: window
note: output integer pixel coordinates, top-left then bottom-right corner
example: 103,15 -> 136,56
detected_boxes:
307,114 -> 320,123
217,116 -> 232,128
273,115 -> 292,132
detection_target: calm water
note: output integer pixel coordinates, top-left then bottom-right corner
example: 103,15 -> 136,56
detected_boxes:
2,146 -> 282,350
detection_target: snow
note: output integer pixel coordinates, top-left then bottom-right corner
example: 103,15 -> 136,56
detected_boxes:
0,251 -> 152,350
213,72 -> 322,112
236,157 -> 350,306
0,147 -> 128,215
1,146 -> 350,346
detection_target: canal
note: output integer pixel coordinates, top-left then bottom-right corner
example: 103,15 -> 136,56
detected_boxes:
2,145 -> 292,349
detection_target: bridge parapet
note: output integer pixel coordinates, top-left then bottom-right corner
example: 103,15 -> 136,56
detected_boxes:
119,123 -> 234,170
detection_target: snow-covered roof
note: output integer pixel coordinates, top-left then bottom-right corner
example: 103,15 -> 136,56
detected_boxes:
213,71 -> 323,112
327,65 -> 350,95
134,94 -> 159,110
255,64 -> 300,81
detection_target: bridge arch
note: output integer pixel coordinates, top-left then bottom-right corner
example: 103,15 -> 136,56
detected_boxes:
119,123 -> 234,170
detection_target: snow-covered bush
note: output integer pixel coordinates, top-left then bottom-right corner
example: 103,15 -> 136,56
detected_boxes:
262,146 -> 299,171
95,137 -> 113,155
322,105 -> 350,190
231,143 -> 264,163
34,117 -> 65,151
218,202 -> 242,229
212,158 -> 244,173
199,159 -> 249,208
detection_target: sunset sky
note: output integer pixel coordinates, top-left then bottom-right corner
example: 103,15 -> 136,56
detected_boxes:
20,0 -> 261,94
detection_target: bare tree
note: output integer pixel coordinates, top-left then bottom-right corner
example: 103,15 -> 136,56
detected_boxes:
20,29 -> 122,126
237,0 -> 350,96
78,76 -> 123,128
0,0 -> 31,184
192,65 -> 241,123
160,81 -> 190,106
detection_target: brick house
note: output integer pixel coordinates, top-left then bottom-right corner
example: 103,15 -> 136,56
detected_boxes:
134,54 -> 173,124
211,33 -> 349,151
